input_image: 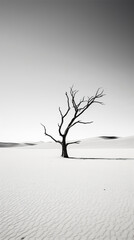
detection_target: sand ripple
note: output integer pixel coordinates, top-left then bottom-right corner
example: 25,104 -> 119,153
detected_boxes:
0,149 -> 134,240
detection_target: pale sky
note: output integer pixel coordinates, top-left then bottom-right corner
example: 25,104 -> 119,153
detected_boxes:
0,0 -> 134,142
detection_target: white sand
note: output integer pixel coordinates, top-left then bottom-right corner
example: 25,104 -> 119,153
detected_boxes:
0,149 -> 134,240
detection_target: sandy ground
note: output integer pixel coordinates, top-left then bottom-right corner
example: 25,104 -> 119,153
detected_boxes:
0,149 -> 134,240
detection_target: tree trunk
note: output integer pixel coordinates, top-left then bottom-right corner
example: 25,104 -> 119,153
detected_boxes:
61,136 -> 69,158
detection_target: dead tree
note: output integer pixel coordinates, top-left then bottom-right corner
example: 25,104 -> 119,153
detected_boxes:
41,87 -> 104,158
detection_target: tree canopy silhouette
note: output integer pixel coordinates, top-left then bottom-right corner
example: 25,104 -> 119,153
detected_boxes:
41,86 -> 104,158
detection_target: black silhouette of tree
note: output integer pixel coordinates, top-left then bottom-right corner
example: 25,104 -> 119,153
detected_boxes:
41,86 -> 104,158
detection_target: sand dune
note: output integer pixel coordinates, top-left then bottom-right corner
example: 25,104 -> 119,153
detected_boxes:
75,136 -> 134,149
18,136 -> 134,158
0,149 -> 134,240
0,136 -> 134,159
28,136 -> 134,149
27,135 -> 134,150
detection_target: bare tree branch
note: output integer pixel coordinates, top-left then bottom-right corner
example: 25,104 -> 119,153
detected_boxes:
64,92 -> 70,118
58,92 -> 71,136
70,87 -> 79,112
94,101 -> 104,105
76,88 -> 104,118
63,87 -> 104,136
58,92 -> 70,118
59,107 -> 63,117
95,88 -> 105,97
41,123 -> 61,144
58,108 -> 64,137
70,120 -> 93,128
58,122 -> 63,137
67,140 -> 80,146
77,96 -> 86,108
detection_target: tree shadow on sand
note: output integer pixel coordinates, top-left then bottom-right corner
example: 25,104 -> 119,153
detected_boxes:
68,157 -> 132,160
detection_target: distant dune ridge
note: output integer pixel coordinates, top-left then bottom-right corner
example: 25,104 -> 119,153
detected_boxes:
0,142 -> 20,147
0,136 -> 134,149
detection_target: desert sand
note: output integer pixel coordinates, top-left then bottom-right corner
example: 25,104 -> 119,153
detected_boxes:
0,138 -> 134,239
